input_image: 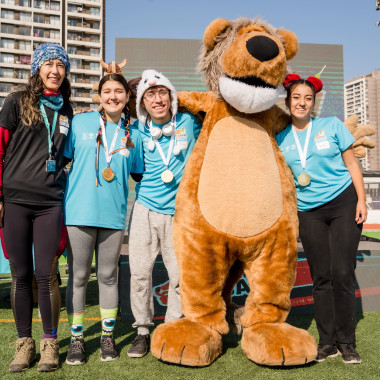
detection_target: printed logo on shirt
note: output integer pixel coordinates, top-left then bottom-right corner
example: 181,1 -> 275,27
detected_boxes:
119,148 -> 130,158
59,115 -> 69,135
176,127 -> 187,150
121,137 -> 127,147
314,130 -> 330,150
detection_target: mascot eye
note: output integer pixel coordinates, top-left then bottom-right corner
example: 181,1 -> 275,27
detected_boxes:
155,75 -> 160,79
144,79 -> 148,84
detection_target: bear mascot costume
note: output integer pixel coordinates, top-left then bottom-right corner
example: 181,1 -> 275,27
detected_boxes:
149,17 -> 374,367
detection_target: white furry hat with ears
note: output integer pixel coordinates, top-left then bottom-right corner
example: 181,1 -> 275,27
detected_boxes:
136,69 -> 178,125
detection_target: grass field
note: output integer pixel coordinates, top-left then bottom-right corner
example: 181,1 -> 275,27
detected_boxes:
0,275 -> 379,380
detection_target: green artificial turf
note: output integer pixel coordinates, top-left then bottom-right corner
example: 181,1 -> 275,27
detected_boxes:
0,277 -> 379,380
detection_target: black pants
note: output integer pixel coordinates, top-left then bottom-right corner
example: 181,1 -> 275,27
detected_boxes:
2,202 -> 62,338
298,184 -> 362,345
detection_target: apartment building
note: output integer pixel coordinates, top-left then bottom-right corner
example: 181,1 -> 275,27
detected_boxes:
0,0 -> 105,110
344,70 -> 380,170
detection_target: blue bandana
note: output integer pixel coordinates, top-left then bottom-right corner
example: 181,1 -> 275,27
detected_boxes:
39,93 -> 64,111
31,43 -> 70,75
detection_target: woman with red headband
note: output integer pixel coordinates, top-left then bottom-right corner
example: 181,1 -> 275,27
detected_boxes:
276,72 -> 366,364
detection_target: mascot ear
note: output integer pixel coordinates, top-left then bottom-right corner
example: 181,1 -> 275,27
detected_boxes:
203,18 -> 230,50
277,29 -> 298,60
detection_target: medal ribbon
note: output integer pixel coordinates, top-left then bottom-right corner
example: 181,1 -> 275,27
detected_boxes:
39,102 -> 58,157
291,121 -> 312,170
99,116 -> 122,166
148,118 -> 175,168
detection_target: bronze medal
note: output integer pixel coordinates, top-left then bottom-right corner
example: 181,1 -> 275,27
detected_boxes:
161,169 -> 174,183
298,172 -> 311,187
102,167 -> 115,182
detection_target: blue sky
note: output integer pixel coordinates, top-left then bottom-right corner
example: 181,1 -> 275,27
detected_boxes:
106,0 -> 380,83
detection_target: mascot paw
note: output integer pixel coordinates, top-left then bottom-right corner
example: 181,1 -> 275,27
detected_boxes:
151,318 -> 222,367
241,322 -> 317,366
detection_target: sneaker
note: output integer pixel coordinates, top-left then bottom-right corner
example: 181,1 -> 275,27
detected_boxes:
65,339 -> 85,366
100,337 -> 119,362
37,338 -> 59,372
127,334 -> 150,358
337,343 -> 362,364
9,337 -> 36,372
314,344 -> 339,362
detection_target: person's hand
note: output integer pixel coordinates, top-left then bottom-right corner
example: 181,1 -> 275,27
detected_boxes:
356,200 -> 367,224
0,201 -> 3,228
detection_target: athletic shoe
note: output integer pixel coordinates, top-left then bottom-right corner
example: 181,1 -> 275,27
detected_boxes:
127,334 -> 150,358
65,339 -> 85,365
100,337 -> 119,362
37,338 -> 59,372
337,343 -> 362,364
9,337 -> 36,372
314,344 -> 339,362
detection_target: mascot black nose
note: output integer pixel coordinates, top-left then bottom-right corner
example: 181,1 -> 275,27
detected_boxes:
246,36 -> 279,62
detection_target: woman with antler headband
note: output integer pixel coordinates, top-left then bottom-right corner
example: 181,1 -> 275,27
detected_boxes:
63,59 -> 144,365
276,71 -> 366,365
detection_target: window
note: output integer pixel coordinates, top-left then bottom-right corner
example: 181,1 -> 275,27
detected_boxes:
1,9 -> 14,20
34,0 -> 45,9
20,55 -> 31,64
90,35 -> 99,43
0,83 -> 13,93
67,32 -> 79,41
50,16 -> 60,26
1,39 -> 15,49
70,58 -> 81,69
19,12 -> 31,21
33,28 -> 44,38
90,75 -> 99,82
0,98 -> 5,107
19,40 -> 31,50
1,0 -> 15,5
90,48 -> 99,57
92,22 -> 100,29
50,30 -> 60,39
90,62 -> 98,70
89,7 -> 100,15
68,18 -> 78,26
0,68 -> 14,78
19,26 -> 31,36
50,1 -> 60,11
1,24 -> 15,34
17,70 -> 29,79
33,14 -> 45,23
19,0 -> 31,6
0,53 -> 14,63
68,46 -> 77,55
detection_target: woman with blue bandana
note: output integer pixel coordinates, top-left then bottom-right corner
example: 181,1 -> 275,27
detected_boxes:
0,42 -> 73,373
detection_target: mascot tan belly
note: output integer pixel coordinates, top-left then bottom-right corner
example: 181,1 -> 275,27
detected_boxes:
151,17 -> 318,367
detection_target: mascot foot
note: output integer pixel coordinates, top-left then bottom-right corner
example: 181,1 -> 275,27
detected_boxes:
151,318 -> 222,367
241,322 -> 317,366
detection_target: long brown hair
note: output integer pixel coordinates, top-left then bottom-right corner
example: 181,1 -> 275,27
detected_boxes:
20,72 -> 71,128
98,74 -> 134,149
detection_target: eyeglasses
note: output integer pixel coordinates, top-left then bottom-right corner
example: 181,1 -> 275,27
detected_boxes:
144,89 -> 170,101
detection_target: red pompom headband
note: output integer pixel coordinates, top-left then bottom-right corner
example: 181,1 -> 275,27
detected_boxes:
283,66 -> 325,94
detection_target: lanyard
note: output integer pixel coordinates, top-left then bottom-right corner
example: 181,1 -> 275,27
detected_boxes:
39,102 -> 58,156
154,133 -> 175,167
291,121 -> 312,170
99,116 -> 121,165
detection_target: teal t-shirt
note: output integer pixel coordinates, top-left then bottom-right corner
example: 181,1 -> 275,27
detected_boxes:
276,117 -> 355,212
64,112 -> 144,229
134,112 -> 202,215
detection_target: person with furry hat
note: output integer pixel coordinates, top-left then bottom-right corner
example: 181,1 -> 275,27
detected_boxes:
127,69 -> 202,358
0,42 -> 72,373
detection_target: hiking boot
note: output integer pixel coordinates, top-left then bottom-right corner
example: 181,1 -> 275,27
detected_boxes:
337,343 -> 362,364
9,337 -> 36,372
127,334 -> 150,358
37,338 -> 59,372
314,344 -> 339,362
65,339 -> 85,365
100,337 -> 119,362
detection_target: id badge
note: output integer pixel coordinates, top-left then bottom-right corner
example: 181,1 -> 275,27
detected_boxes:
46,159 -> 56,172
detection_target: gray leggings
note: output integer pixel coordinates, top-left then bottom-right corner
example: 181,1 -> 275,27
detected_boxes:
66,226 -> 124,313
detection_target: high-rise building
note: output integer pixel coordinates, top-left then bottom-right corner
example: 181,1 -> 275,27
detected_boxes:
344,70 -> 380,170
115,38 -> 344,120
0,0 -> 105,110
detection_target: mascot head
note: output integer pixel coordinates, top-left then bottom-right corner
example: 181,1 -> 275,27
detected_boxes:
199,18 -> 298,114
